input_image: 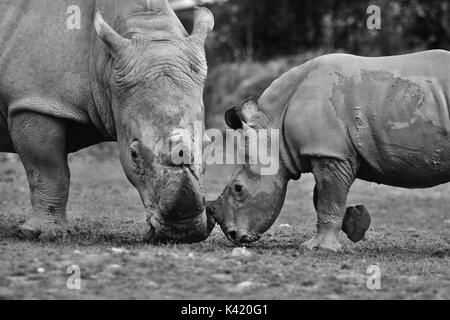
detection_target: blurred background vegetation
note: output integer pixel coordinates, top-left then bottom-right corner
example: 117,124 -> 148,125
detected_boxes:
175,0 -> 450,129
197,0 -> 449,62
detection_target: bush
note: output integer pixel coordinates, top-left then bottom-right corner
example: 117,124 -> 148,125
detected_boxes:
204,50 -> 331,130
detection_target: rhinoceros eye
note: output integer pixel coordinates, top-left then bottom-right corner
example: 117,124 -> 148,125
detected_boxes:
232,182 -> 248,199
233,184 -> 243,194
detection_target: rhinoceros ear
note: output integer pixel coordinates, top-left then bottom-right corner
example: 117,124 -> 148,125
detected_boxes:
190,7 -> 214,44
225,106 -> 244,130
240,97 -> 258,123
95,12 -> 130,57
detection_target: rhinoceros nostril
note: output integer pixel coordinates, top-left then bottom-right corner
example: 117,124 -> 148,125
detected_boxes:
227,230 -> 237,242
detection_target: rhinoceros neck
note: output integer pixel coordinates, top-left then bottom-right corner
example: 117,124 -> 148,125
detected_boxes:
258,65 -> 315,180
273,108 -> 302,180
90,49 -> 117,140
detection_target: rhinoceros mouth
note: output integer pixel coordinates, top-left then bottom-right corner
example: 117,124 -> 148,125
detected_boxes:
144,209 -> 215,244
223,227 -> 261,245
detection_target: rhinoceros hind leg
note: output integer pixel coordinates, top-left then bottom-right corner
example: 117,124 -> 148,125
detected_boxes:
302,158 -> 356,252
9,111 -> 71,241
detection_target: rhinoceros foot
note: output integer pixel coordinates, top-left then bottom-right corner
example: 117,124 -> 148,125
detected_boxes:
342,205 -> 371,243
302,232 -> 342,252
18,213 -> 71,241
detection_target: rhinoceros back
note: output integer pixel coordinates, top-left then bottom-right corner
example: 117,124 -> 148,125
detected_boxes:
0,0 -> 99,124
282,51 -> 450,188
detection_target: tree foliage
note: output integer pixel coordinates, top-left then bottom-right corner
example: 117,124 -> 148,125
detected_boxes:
201,0 -> 449,63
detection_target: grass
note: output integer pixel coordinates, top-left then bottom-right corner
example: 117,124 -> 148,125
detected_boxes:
0,146 -> 448,299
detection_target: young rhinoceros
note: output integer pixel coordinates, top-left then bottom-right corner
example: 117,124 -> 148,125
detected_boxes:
207,50 -> 450,251
0,0 -> 215,243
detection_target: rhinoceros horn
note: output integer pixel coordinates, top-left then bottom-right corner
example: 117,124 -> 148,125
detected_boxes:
191,7 -> 215,44
146,0 -> 189,36
95,12 -> 131,57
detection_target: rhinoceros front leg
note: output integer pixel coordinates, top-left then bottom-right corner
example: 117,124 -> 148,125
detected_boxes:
314,184 -> 371,243
9,111 -> 70,240
302,158 -> 355,252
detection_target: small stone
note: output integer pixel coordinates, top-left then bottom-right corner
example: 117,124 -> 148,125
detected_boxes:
111,247 -> 127,254
407,276 -> 419,283
340,263 -> 352,270
37,267 -> 45,274
146,280 -> 160,288
235,281 -> 255,291
227,281 -> 265,294
232,247 -> 252,258
279,224 -> 291,228
73,250 -> 83,255
107,264 -> 121,270
188,252 -> 195,259
211,273 -> 233,283
335,272 -> 365,284
432,249 -> 450,257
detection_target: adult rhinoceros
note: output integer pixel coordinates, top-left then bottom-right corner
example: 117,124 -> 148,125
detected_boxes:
0,0 -> 215,243
208,50 -> 450,251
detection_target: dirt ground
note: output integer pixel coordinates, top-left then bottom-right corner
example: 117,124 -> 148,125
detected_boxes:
0,149 -> 449,300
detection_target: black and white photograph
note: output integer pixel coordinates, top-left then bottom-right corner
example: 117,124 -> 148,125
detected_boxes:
0,0 -> 448,303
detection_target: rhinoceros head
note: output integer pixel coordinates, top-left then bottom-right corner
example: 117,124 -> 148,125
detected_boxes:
207,99 -> 289,245
94,0 -> 215,243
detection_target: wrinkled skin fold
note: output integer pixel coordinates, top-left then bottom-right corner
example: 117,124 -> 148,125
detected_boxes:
96,1 -> 217,243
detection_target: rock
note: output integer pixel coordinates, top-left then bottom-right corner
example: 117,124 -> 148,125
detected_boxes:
188,252 -> 195,259
36,267 -> 45,274
107,264 -> 121,270
340,263 -> 352,270
146,280 -> 160,288
279,224 -> 291,228
407,276 -> 419,283
432,249 -> 450,258
111,247 -> 127,254
335,272 -> 365,284
226,281 -> 259,293
232,247 -> 252,258
235,281 -> 255,291
211,273 -> 234,283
